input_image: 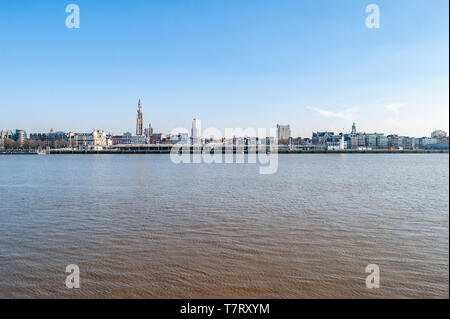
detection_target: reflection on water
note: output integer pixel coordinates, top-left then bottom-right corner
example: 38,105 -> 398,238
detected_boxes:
0,154 -> 448,298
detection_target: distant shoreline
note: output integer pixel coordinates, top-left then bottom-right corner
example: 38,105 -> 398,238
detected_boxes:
52,150 -> 450,154
2,149 -> 448,155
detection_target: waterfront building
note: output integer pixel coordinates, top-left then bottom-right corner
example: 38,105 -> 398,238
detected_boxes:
0,130 -> 13,139
72,130 -> 107,150
150,133 -> 163,144
365,134 -> 377,148
29,130 -> 71,147
106,134 -> 113,146
144,123 -> 154,143
111,135 -> 123,145
327,141 -> 340,151
412,137 -> 421,149
312,131 -> 335,145
277,124 -> 291,141
422,136 -> 449,149
323,133 -> 347,150
388,135 -> 417,150
344,133 -> 352,147
376,134 -> 388,149
351,133 -> 366,149
170,133 -> 189,145
291,137 -> 303,146
136,99 -> 144,136
387,135 -> 400,149
339,133 -> 345,150
0,130 -> 14,146
191,118 -> 201,145
191,118 -> 201,138
293,144 -> 326,151
431,130 -> 447,138
351,122 -> 357,134
401,136 -> 414,150
364,133 -> 388,149
14,129 -> 27,147
122,132 -> 147,145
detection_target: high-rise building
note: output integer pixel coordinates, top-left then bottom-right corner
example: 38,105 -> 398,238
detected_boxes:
191,118 -> 201,145
191,118 -> 201,139
351,122 -> 357,134
277,124 -> 291,140
136,99 -> 144,136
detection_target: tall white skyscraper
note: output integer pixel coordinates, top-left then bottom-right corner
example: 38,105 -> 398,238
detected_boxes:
191,118 -> 201,145
191,118 -> 201,139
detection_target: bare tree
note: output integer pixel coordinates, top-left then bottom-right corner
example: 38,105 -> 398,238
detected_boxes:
3,138 -> 16,150
28,139 -> 39,150
21,140 -> 29,150
55,140 -> 69,149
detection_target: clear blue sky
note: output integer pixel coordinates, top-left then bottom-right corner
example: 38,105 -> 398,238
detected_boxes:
0,0 -> 448,137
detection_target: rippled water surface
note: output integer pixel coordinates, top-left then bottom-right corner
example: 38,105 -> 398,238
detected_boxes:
0,154 -> 448,298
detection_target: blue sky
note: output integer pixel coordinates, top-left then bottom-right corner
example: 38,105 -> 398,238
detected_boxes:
0,0 -> 448,137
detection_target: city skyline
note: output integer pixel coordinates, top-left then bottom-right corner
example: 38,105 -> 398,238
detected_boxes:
0,97 -> 448,140
0,0 -> 448,137
2,102 -> 448,152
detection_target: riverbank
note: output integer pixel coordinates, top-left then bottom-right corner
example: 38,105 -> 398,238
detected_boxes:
46,149 -> 449,154
0,151 -> 39,155
2,149 -> 448,155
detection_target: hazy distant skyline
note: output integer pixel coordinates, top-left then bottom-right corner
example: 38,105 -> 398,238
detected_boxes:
0,0 -> 448,137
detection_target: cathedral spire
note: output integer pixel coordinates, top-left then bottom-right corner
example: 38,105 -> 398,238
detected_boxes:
136,99 -> 144,136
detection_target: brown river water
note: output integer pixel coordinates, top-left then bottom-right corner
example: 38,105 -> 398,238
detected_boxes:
0,154 -> 448,298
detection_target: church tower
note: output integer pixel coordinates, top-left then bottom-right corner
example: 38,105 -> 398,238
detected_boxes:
136,99 -> 144,136
351,122 -> 357,135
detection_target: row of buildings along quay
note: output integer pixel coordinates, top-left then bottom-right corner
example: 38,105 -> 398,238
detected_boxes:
1,100 -> 449,152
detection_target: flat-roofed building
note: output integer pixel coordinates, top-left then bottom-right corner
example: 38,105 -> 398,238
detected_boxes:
277,124 -> 291,141
150,133 -> 162,144
122,132 -> 147,145
351,133 -> 366,149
